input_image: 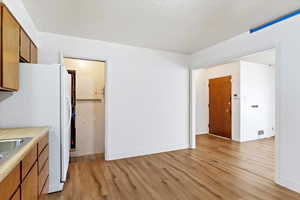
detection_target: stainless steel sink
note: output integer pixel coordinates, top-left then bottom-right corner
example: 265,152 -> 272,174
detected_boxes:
0,138 -> 25,152
0,137 -> 32,164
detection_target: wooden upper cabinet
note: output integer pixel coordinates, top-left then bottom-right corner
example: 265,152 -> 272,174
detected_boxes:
0,4 -> 38,91
30,42 -> 38,64
20,28 -> 31,62
1,6 -> 20,91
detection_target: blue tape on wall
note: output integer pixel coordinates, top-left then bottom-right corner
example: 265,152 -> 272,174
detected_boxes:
250,9 -> 300,33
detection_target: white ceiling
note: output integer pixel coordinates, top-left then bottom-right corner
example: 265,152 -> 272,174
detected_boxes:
23,0 -> 300,54
238,49 -> 276,66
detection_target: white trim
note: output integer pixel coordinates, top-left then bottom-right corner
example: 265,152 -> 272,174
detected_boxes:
106,144 -> 189,161
104,61 -> 111,161
196,132 -> 208,135
209,133 -> 231,140
189,69 -> 196,149
277,177 -> 300,193
190,44 -> 281,184
274,42 -> 281,183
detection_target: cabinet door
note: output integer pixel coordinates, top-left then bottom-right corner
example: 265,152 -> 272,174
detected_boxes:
22,145 -> 37,180
2,6 -> 20,90
39,178 -> 49,200
0,164 -> 20,200
0,7 -> 2,89
20,29 -> 31,62
21,162 -> 38,200
38,161 -> 48,195
11,188 -> 21,200
30,42 -> 38,64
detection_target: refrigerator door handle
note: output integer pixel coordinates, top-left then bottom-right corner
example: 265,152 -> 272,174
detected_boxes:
67,97 -> 72,128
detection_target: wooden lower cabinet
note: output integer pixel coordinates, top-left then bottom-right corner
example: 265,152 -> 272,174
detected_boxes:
38,146 -> 48,172
22,146 -> 37,180
0,164 -> 20,200
11,188 -> 21,200
21,162 -> 38,200
37,134 -> 49,200
39,177 -> 49,200
38,161 -> 49,195
0,133 -> 49,200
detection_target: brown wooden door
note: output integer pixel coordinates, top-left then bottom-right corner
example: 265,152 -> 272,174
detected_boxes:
209,76 -> 232,139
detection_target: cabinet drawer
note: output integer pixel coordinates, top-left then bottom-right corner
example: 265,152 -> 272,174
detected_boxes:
38,161 -> 49,195
11,187 -> 20,200
38,134 -> 48,155
38,145 -> 48,173
20,28 -> 31,62
22,145 -> 37,180
21,162 -> 38,200
0,164 -> 20,200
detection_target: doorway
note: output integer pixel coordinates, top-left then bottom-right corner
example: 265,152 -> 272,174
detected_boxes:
63,57 -> 106,158
191,48 -> 277,181
67,70 -> 76,150
209,76 -> 232,139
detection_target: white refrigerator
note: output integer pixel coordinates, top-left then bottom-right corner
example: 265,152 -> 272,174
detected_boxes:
0,63 -> 72,193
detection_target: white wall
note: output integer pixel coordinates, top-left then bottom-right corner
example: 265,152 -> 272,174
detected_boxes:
194,69 -> 208,135
0,0 -> 38,45
190,14 -> 300,193
37,32 -> 190,160
194,62 -> 241,141
240,61 -> 275,142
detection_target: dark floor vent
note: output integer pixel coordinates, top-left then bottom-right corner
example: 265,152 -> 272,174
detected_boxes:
258,130 -> 264,136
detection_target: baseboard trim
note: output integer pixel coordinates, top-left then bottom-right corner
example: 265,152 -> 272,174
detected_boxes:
209,133 -> 231,140
196,132 -> 208,135
106,144 -> 189,161
70,153 -> 104,162
49,182 -> 64,193
277,177 -> 300,194
240,135 -> 275,143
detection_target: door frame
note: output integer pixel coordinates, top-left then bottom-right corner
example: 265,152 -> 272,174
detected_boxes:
60,52 -> 110,160
67,69 -> 76,150
189,44 -> 280,183
208,75 -> 232,139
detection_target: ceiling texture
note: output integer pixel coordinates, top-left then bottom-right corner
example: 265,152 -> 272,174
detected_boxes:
23,0 -> 300,54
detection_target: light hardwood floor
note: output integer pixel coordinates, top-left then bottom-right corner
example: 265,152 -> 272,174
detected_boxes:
46,134 -> 300,200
